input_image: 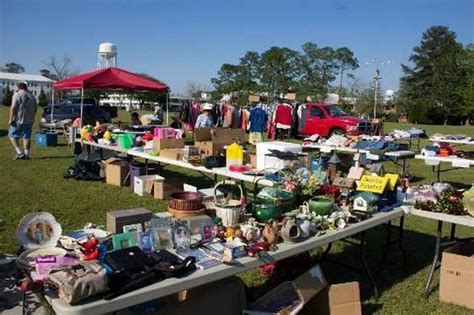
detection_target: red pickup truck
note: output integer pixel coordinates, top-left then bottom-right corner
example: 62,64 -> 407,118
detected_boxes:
298,103 -> 372,137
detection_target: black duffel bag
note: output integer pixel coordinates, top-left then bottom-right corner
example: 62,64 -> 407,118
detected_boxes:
64,159 -> 103,181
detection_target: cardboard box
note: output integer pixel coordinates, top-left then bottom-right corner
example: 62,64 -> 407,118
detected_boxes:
194,128 -> 247,156
159,149 -> 184,160
106,208 -> 153,233
153,178 -> 185,200
440,242 -> 474,310
134,175 -> 164,196
104,157 -> 129,187
244,264 -> 327,314
300,282 -> 361,315
153,138 -> 185,151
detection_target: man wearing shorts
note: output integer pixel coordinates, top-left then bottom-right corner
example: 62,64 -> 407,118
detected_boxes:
8,82 -> 38,160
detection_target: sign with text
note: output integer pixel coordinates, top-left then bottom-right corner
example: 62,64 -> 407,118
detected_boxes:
383,174 -> 399,190
356,175 -> 389,194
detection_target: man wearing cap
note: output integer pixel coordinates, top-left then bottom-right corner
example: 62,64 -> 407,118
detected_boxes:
8,82 -> 38,160
194,103 -> 215,129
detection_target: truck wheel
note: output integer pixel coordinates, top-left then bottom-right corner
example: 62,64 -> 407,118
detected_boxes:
329,128 -> 345,137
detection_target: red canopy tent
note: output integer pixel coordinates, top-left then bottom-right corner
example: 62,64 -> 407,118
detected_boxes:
53,67 -> 170,126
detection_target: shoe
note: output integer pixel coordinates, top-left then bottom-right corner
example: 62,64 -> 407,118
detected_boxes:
24,155 -> 30,160
13,153 -> 25,160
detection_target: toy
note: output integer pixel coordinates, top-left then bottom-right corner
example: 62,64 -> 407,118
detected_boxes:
247,242 -> 270,257
78,236 -> 99,261
262,220 -> 279,247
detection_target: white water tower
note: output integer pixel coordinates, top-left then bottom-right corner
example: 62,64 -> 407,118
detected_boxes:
97,42 -> 117,69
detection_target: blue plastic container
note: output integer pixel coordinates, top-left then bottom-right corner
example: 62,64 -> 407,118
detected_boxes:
34,132 -> 58,147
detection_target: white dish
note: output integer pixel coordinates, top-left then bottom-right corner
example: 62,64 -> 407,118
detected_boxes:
16,212 -> 62,249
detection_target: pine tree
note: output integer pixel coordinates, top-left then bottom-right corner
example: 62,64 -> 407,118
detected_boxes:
400,25 -> 466,124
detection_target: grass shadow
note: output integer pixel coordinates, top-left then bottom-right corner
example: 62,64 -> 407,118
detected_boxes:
34,155 -> 74,160
0,130 -> 8,138
320,223 -> 438,302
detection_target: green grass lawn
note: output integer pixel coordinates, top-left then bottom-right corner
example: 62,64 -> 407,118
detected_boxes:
1,105 -> 473,314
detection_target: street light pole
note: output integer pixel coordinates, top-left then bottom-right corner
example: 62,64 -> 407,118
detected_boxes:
373,69 -> 381,119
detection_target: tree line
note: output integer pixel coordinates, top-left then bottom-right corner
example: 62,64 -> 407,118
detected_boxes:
211,43 -> 359,105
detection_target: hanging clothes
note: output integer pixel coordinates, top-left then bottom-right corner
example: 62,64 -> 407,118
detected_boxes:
241,108 -> 250,130
249,106 -> 267,132
189,102 -> 201,130
273,103 -> 293,128
223,104 -> 241,128
297,104 -> 307,133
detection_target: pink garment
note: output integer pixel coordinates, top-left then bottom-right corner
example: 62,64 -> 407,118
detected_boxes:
190,102 -> 201,130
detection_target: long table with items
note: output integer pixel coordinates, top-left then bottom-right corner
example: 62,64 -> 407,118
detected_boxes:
409,208 -> 474,298
414,155 -> 474,182
78,140 -> 274,187
302,143 -> 415,177
44,207 -> 406,315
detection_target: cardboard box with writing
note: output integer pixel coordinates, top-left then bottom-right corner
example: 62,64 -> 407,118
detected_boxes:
440,241 -> 474,310
104,157 -> 129,187
153,138 -> 185,152
106,208 -> 153,233
244,264 -> 327,314
300,281 -> 361,315
194,128 -> 247,156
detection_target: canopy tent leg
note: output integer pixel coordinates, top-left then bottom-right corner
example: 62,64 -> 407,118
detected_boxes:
166,90 -> 169,126
80,88 -> 84,129
50,88 -> 55,131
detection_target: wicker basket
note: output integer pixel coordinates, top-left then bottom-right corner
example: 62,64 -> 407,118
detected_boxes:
168,192 -> 203,211
214,180 -> 245,227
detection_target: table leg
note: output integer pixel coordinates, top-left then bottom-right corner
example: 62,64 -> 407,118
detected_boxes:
145,159 -> 149,175
436,164 -> 441,182
423,220 -> 443,298
398,216 -> 408,268
360,232 -> 378,299
450,224 -> 456,241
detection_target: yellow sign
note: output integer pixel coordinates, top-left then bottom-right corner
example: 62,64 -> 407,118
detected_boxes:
383,174 -> 399,190
356,175 -> 389,194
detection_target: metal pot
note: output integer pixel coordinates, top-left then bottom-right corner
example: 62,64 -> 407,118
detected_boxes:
253,178 -> 295,222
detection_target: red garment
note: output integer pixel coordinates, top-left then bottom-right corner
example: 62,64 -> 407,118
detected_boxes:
274,104 -> 292,125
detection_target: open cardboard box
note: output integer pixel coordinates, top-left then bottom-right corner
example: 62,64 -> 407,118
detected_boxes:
244,264 -> 327,315
300,282 -> 361,315
104,157 -> 129,187
440,241 -> 474,310
194,128 -> 246,156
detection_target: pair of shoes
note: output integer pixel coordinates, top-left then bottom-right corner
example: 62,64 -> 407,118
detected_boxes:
13,153 -> 25,160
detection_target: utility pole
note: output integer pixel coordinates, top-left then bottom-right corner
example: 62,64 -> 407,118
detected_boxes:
373,69 -> 381,119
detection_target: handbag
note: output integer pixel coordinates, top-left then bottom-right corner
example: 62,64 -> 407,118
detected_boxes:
104,246 -> 151,274
48,262 -> 107,305
204,156 -> 225,169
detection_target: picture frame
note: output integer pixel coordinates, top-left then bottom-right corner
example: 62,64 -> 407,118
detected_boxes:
112,232 -> 138,250
172,220 -> 192,250
151,225 -> 173,250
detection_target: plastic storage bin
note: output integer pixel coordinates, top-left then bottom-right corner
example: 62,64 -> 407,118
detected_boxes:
129,163 -> 159,190
34,132 -> 58,147
256,142 -> 303,170
153,128 -> 177,139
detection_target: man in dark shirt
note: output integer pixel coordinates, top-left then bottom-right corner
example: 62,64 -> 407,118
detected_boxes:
8,82 -> 38,160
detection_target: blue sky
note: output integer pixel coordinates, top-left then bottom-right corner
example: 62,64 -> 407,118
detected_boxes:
1,0 -> 473,94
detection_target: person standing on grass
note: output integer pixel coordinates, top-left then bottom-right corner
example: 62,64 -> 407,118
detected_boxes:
8,82 -> 38,160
